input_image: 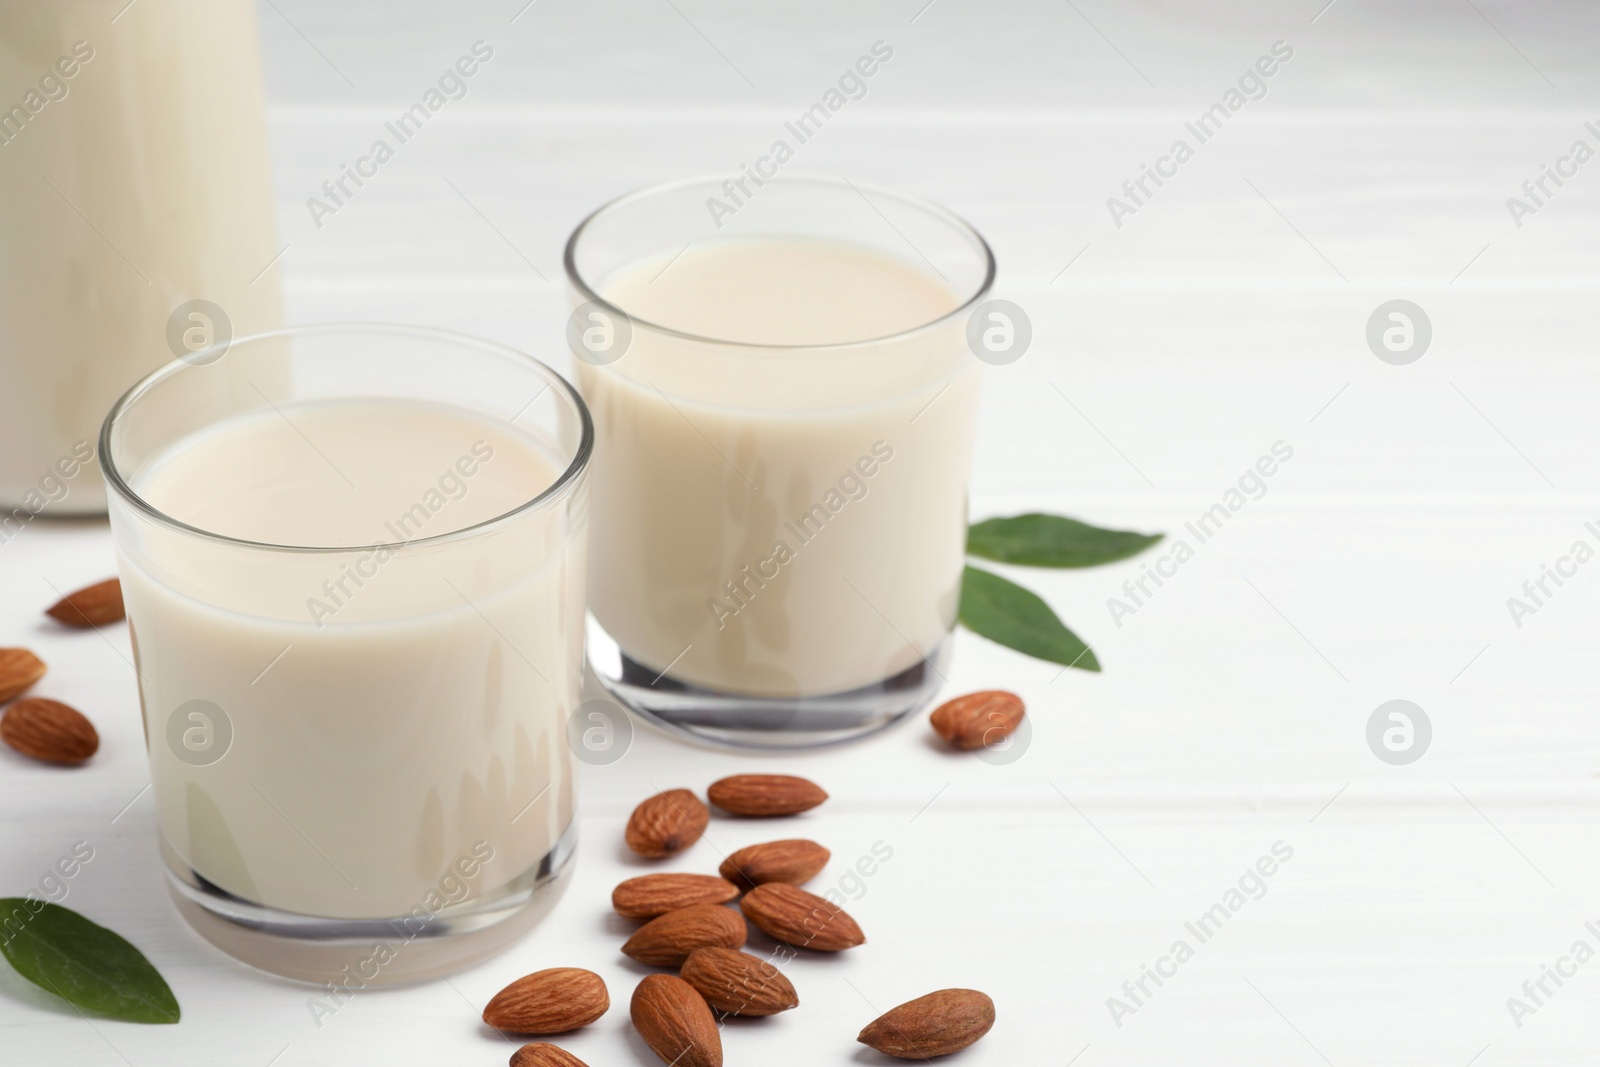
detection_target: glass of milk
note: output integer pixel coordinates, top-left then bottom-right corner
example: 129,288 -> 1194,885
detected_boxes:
566,175 -> 994,748
0,0 -> 283,519
100,325 -> 592,984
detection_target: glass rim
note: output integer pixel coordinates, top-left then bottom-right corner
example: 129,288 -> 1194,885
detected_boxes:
99,322 -> 595,555
562,172 -> 997,352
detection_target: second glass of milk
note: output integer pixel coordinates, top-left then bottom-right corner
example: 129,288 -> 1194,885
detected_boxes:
101,325 -> 591,983
566,175 -> 994,748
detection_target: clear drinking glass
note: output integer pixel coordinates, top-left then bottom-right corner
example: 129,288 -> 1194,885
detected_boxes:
101,325 -> 591,984
566,175 -> 994,748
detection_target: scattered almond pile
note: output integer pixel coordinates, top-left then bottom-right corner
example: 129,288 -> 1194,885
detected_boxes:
481,772 -> 997,1064
0,578 -> 124,767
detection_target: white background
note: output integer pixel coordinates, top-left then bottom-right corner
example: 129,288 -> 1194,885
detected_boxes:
5,1 -> 1600,1064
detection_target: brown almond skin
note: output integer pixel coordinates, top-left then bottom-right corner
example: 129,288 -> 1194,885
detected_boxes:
625,788 -> 710,858
613,873 -> 740,922
0,648 -> 47,704
622,904 -> 747,967
46,578 -> 125,628
718,839 -> 830,890
707,774 -> 827,817
631,974 -> 722,1067
680,946 -> 798,1016
929,690 -> 1025,751
739,883 -> 864,952
858,988 -> 995,1059
483,968 -> 609,1034
509,1044 -> 590,1067
0,698 -> 98,765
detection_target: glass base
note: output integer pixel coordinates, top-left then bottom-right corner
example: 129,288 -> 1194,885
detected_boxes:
586,614 -> 948,750
162,821 -> 576,987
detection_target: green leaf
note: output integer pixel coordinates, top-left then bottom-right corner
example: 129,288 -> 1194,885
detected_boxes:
958,565 -> 1100,671
0,899 -> 180,1024
967,513 -> 1162,568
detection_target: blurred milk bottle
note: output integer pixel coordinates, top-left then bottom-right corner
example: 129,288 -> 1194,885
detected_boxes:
0,0 -> 283,516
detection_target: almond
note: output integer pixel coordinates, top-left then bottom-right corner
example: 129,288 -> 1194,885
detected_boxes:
613,873 -> 740,922
0,698 -> 98,765
857,988 -> 995,1059
625,788 -> 709,858
739,883 -> 864,952
631,974 -> 722,1067
622,903 -> 746,967
718,839 -> 830,890
0,648 -> 47,704
680,946 -> 798,1016
46,578 -> 125,628
509,1043 -> 590,1067
929,690 -> 1024,751
707,774 -> 827,817
482,968 -> 609,1034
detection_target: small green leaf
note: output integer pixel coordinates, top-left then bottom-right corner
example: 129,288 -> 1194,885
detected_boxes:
958,565 -> 1100,671
967,513 -> 1162,568
0,899 -> 180,1024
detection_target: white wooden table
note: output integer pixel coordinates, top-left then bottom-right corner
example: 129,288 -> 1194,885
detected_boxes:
5,2 -> 1600,1064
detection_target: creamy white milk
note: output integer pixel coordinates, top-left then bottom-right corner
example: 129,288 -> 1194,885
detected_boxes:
578,237 -> 979,698
0,0 -> 282,514
121,399 -> 581,920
